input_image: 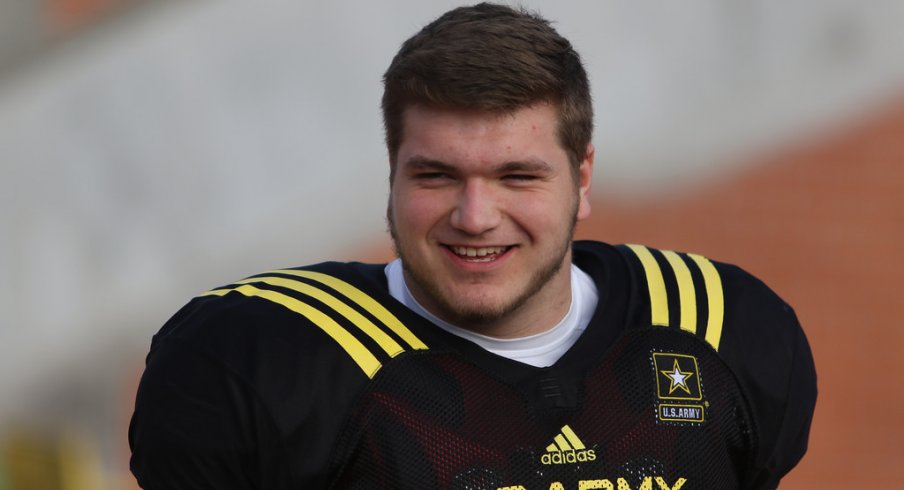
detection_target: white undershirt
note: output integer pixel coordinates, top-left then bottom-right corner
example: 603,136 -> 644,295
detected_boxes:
385,259 -> 598,367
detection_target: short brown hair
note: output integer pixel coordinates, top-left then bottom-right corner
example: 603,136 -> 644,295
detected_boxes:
382,3 -> 593,172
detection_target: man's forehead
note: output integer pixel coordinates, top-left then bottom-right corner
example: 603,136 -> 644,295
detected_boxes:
399,104 -> 559,144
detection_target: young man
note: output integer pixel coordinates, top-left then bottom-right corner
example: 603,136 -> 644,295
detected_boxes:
130,4 -> 816,489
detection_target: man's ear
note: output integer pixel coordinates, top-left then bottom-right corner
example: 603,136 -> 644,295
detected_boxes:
576,143 -> 594,221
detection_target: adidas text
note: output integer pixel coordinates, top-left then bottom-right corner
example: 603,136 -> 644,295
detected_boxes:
540,449 -> 597,465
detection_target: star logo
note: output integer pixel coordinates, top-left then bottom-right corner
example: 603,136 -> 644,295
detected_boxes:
652,352 -> 703,401
661,359 -> 694,395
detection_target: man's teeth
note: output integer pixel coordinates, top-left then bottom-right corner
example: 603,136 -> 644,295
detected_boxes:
451,246 -> 507,257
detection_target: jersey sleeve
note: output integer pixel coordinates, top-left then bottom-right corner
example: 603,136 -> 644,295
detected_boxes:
614,243 -> 817,489
128,303 -> 292,489
129,263 -> 419,488
716,263 -> 817,490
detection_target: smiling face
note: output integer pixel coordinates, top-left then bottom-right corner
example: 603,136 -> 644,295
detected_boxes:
388,103 -> 593,338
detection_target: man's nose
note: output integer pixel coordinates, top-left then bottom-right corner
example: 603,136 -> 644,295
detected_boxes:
450,180 -> 502,235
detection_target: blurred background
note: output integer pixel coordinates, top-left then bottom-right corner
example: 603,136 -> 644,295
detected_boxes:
0,0 -> 901,488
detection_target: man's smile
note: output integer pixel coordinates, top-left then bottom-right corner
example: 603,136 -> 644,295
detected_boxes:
446,245 -> 512,263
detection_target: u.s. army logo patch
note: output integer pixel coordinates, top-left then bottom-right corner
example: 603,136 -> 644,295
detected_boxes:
652,352 -> 705,423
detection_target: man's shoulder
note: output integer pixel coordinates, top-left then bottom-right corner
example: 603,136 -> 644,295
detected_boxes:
148,260 -> 429,381
575,240 -> 806,370
602,242 -> 794,338
131,261 -> 405,486
154,261 -> 386,338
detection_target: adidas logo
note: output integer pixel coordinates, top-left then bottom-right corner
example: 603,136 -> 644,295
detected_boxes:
540,425 -> 596,465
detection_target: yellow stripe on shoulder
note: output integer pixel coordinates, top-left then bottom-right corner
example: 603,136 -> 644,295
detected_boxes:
624,245 -> 726,352
687,254 -> 725,351
272,269 -> 428,351
233,276 -> 405,358
625,244 -> 669,327
661,250 -> 697,334
202,285 -> 383,378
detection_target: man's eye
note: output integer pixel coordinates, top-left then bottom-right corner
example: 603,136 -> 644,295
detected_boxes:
503,174 -> 538,182
416,172 -> 451,180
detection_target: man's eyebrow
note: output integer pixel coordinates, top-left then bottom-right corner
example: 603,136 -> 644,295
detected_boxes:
402,155 -> 553,173
497,159 -> 553,173
403,156 -> 456,172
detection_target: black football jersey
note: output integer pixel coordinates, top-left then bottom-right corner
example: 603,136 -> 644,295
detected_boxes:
129,241 -> 816,489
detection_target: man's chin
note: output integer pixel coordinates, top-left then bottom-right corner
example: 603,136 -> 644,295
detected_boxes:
401,260 -> 522,327
443,305 -> 506,327
431,292 -> 518,328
